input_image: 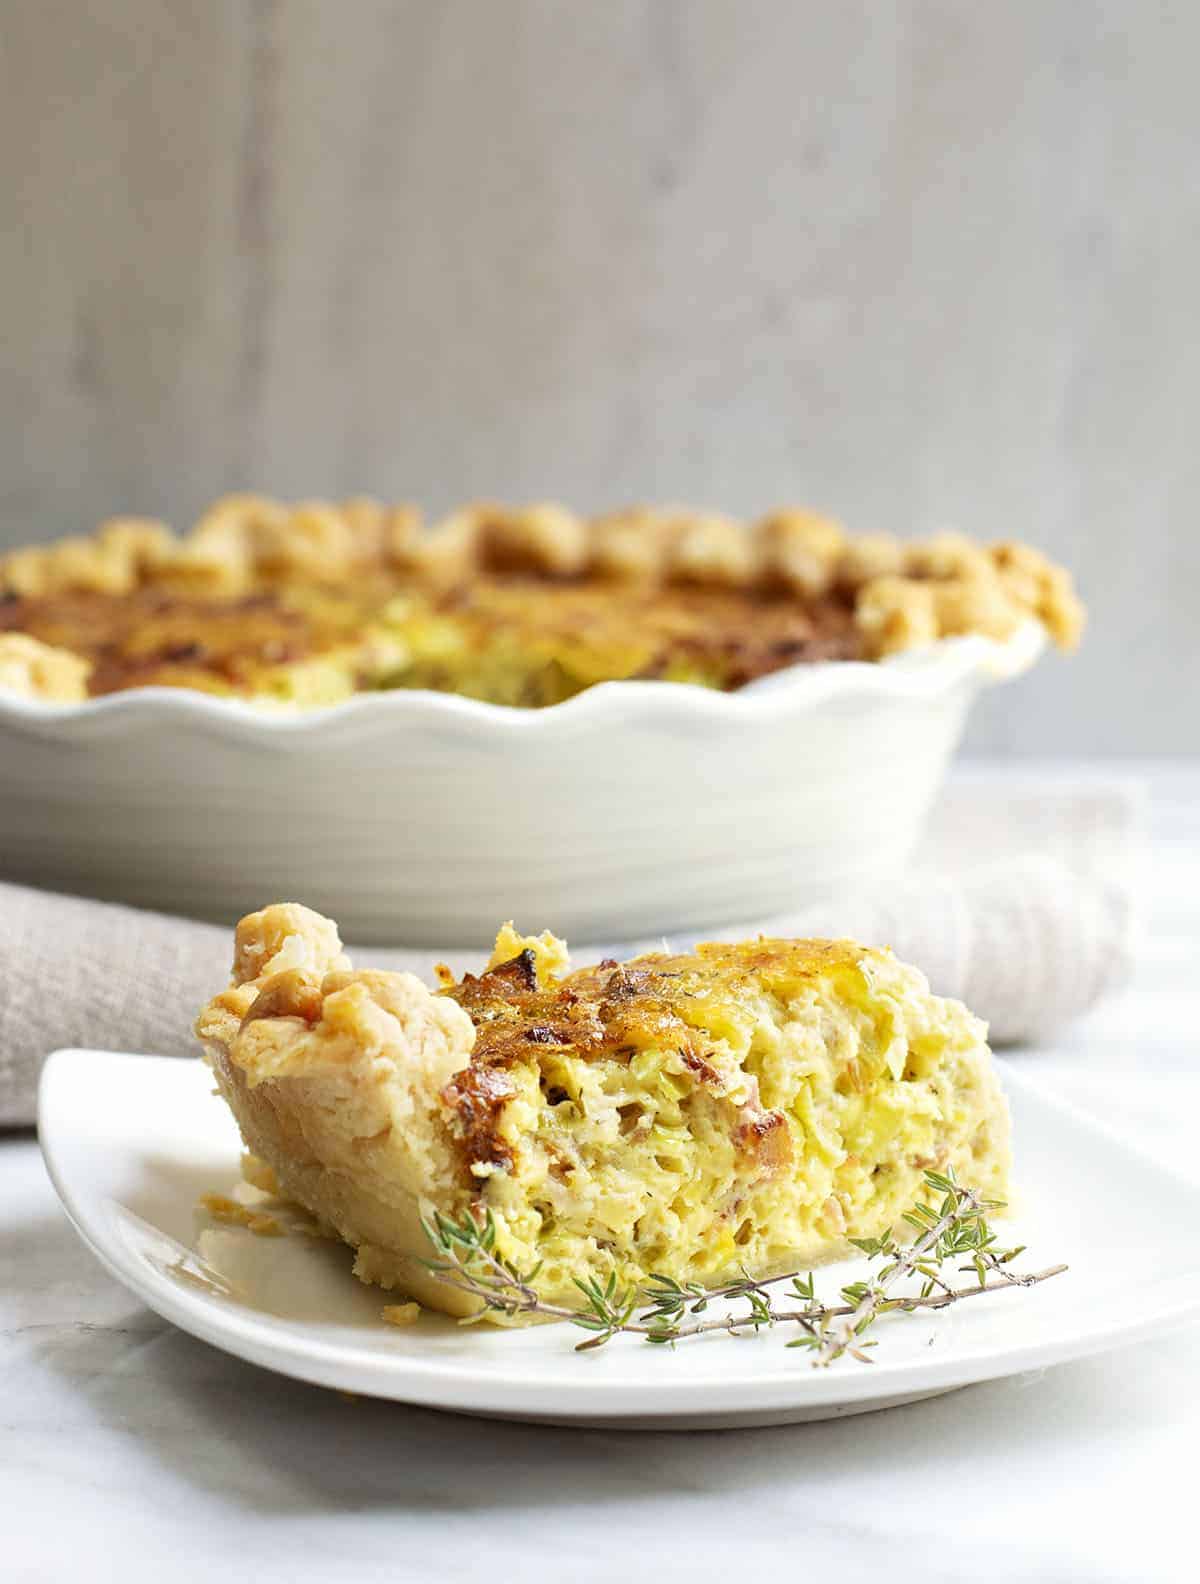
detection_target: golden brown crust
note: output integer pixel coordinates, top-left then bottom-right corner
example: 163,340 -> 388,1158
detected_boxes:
0,632 -> 91,701
195,904 -> 483,1316
0,495 -> 1084,701
753,509 -> 846,597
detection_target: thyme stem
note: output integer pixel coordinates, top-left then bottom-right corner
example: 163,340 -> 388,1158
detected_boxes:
616,1264 -> 1068,1343
418,1170 -> 1068,1363
815,1183 -> 1017,1364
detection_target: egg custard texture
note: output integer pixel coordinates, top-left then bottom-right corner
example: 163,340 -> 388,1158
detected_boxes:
195,905 -> 1010,1320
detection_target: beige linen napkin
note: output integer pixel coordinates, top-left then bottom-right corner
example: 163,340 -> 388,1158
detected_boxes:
1,772 -> 1138,1127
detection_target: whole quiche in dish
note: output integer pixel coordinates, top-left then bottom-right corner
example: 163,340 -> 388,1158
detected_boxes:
0,495 -> 1083,706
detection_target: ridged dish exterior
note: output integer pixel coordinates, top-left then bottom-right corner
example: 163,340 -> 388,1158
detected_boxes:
0,625 -> 1043,943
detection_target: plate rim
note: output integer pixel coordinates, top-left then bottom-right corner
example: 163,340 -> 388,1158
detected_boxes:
38,1047 -> 1200,1420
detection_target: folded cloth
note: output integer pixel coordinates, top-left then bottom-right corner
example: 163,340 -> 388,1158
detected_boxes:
0,771 -> 1139,1127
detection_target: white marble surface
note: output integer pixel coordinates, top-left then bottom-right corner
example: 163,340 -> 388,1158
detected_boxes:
3,764 -> 1197,1583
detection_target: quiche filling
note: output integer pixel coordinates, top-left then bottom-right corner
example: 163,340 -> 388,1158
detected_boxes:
0,496 -> 1083,706
195,905 -> 1011,1321
0,579 -> 863,705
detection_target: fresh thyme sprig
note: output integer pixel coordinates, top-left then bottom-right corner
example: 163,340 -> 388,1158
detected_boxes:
419,1169 -> 1067,1363
809,1169 -> 1046,1365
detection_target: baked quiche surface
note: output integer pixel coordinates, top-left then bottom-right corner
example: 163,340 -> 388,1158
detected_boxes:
0,496 -> 1083,706
195,905 -> 1011,1321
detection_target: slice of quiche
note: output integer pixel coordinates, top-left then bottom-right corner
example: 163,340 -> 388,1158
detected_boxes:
195,904 -> 1010,1321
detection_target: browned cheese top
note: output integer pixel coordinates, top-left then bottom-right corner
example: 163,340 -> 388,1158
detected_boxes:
0,575 -> 862,697
439,939 -> 864,1170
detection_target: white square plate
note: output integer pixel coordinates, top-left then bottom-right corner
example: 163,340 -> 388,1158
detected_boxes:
38,1049 -> 1200,1429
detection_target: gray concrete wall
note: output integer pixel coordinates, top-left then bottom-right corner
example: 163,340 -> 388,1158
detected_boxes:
2,1 -> 1196,754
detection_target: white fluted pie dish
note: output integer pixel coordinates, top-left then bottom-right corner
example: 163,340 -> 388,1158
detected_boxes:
0,622 -> 1044,943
